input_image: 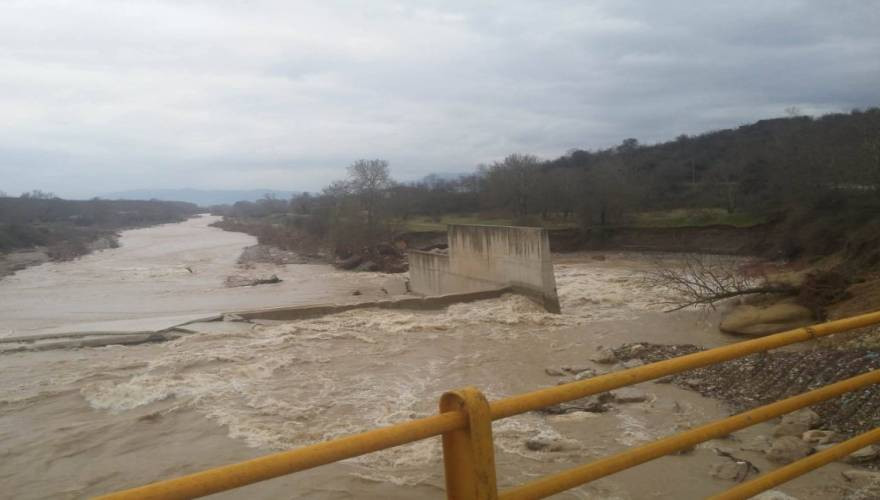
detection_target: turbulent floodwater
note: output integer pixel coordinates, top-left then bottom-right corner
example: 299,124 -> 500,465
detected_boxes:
0,219 -> 857,499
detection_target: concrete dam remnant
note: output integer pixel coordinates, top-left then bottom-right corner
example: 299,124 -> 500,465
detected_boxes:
408,224 -> 561,313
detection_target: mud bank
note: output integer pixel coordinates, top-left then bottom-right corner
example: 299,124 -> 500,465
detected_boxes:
0,248 -> 49,280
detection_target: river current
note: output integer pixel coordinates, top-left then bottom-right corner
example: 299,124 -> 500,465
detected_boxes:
0,216 -> 854,499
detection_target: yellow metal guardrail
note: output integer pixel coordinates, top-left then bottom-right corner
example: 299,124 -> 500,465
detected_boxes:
95,310 -> 880,500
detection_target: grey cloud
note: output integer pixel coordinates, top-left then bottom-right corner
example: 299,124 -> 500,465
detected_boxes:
0,0 -> 878,197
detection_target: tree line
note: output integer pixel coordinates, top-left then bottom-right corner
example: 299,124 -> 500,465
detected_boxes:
215,107 -> 880,259
0,195 -> 199,254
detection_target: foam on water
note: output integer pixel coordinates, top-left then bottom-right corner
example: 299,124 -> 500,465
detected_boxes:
74,260 -> 669,486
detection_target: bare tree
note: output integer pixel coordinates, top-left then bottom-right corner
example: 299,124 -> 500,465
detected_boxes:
643,254 -> 797,311
347,159 -> 393,237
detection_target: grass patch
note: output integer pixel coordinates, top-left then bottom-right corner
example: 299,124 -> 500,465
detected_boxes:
630,208 -> 769,228
397,214 -> 579,232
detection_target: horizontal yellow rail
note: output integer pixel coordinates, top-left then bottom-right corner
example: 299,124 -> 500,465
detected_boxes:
95,411 -> 465,500
95,310 -> 880,500
499,369 -> 880,499
710,426 -> 880,500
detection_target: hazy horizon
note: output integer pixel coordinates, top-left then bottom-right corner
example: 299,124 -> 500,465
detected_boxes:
2,1 -> 879,198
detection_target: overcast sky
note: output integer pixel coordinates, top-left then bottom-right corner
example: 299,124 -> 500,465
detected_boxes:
1,1 -> 879,198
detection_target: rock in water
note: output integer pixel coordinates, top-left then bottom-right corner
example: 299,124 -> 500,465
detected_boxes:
591,347 -> 618,364
843,445 -> 880,464
524,437 -> 571,452
841,469 -> 880,488
801,429 -> 842,445
765,436 -> 813,464
610,388 -> 649,404
772,409 -> 821,437
709,460 -> 757,482
753,491 -> 800,500
720,303 -> 814,337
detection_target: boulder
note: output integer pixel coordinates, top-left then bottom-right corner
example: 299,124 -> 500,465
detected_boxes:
562,365 -> 595,375
591,347 -> 618,364
772,409 -> 821,437
765,436 -> 813,464
544,367 -> 567,377
752,491 -> 799,500
574,369 -> 599,381
610,388 -> 649,404
842,469 -> 880,488
843,445 -> 880,464
720,303 -> 814,337
801,429 -> 842,445
709,460 -> 757,482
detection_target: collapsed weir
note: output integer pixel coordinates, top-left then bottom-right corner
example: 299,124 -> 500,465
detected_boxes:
408,224 -> 561,313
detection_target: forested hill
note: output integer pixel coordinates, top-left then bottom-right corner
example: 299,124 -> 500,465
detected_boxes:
541,108 -> 880,218
359,108 -> 880,231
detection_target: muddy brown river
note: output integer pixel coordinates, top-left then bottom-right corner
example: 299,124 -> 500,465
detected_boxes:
0,217 -> 860,499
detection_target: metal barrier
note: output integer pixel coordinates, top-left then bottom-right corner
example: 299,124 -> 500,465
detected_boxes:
95,310 -> 880,500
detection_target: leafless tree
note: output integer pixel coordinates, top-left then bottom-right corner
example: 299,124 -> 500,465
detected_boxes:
643,254 -> 797,312
347,159 -> 393,236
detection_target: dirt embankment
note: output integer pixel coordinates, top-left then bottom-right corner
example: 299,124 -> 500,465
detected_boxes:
547,224 -> 776,255
611,342 -> 880,440
213,218 -> 410,273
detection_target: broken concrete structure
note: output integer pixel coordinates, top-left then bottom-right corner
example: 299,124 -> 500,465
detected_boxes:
408,224 -> 560,313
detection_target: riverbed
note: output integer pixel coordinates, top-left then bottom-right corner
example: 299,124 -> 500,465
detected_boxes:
0,217 -> 860,499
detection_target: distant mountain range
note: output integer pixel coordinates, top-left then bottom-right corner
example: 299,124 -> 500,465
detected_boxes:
101,188 -> 300,206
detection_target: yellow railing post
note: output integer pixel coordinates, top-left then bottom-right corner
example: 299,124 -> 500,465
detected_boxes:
440,387 -> 499,500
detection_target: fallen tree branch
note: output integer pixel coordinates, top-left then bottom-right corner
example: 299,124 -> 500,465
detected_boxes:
643,254 -> 798,312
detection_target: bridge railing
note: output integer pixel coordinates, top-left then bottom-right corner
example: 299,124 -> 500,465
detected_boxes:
95,310 -> 880,500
